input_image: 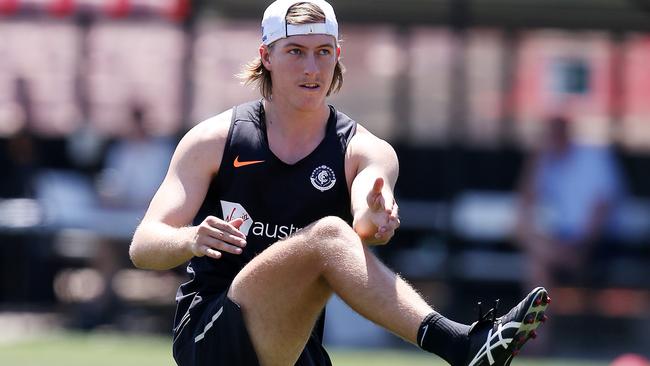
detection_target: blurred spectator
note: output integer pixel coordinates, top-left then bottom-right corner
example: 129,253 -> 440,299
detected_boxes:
0,128 -> 36,198
96,108 -> 174,210
515,116 -> 626,289
35,107 -> 174,329
36,107 -> 173,234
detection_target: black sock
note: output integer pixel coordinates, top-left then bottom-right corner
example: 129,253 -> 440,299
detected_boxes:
417,312 -> 471,365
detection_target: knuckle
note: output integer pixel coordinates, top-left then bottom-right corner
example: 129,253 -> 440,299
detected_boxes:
206,216 -> 222,226
197,224 -> 208,234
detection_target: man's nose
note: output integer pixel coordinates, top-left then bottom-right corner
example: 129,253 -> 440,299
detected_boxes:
303,54 -> 318,75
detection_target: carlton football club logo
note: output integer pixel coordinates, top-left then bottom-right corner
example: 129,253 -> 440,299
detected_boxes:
310,165 -> 336,192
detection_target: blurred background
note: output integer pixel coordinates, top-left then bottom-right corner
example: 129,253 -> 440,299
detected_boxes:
1,0 -> 650,365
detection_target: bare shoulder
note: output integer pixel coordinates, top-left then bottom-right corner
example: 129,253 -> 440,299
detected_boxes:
347,124 -> 397,164
139,109 -> 233,226
344,123 -> 399,186
185,109 -> 232,149
174,109 -> 233,174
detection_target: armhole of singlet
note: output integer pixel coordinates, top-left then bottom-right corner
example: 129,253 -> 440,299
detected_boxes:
337,110 -> 358,153
214,105 -> 239,175
337,110 -> 357,205
346,122 -> 358,149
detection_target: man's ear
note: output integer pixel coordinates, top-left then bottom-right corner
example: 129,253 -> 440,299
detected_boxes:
336,45 -> 341,60
260,44 -> 272,70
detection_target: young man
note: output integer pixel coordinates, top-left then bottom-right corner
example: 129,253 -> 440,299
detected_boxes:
129,1 -> 550,365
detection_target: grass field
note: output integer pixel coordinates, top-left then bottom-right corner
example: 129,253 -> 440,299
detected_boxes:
0,332 -> 608,366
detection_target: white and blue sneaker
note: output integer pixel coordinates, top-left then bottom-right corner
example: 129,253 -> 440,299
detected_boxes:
464,287 -> 550,366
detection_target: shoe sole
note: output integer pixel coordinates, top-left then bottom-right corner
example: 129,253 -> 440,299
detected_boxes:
502,287 -> 550,364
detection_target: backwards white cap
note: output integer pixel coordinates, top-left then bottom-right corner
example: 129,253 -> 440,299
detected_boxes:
261,0 -> 339,46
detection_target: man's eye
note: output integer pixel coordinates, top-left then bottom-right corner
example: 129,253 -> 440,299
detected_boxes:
289,49 -> 302,55
319,49 -> 331,55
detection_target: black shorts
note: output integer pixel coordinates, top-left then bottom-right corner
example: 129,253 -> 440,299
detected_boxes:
172,291 -> 332,366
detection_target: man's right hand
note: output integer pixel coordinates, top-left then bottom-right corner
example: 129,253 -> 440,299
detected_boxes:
190,216 -> 247,259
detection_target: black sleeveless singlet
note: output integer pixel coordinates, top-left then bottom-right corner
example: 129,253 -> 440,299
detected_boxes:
175,99 -> 357,314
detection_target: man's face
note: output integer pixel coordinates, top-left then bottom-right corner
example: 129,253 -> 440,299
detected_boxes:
261,33 -> 340,111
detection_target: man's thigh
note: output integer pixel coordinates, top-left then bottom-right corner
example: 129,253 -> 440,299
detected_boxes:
227,220 -> 342,365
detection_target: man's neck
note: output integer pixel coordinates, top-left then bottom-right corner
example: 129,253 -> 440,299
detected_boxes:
262,99 -> 331,164
263,99 -> 329,139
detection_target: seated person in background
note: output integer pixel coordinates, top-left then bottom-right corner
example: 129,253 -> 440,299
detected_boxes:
1,128 -> 36,198
96,108 -> 174,210
515,116 -> 626,289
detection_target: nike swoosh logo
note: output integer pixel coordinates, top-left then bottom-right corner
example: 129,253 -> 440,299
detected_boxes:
233,156 -> 265,168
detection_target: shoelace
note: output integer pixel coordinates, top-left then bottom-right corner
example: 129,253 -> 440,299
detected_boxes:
476,299 -> 500,327
467,299 -> 510,366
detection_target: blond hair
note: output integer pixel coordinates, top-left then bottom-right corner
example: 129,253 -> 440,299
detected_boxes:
239,2 -> 344,99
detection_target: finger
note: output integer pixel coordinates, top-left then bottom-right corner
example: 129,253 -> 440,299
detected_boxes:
380,194 -> 395,213
202,237 -> 244,255
367,191 -> 380,211
372,177 -> 384,194
373,194 -> 386,212
206,215 -> 243,232
374,214 -> 390,236
390,201 -> 399,219
366,178 -> 384,210
229,217 -> 244,229
389,202 -> 400,227
223,220 -> 247,240
376,222 -> 393,236
200,224 -> 247,247
374,228 -> 394,240
376,223 -> 397,238
207,216 -> 247,240
202,245 -> 222,259
376,215 -> 400,239
387,217 -> 400,231
374,183 -> 394,213
221,231 -> 247,247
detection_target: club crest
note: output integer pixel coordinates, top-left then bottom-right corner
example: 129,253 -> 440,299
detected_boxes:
310,165 -> 336,192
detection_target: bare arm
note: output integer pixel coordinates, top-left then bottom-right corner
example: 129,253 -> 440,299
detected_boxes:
345,125 -> 400,245
129,110 -> 247,270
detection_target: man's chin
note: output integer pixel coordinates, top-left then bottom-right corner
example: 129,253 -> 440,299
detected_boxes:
292,97 -> 328,112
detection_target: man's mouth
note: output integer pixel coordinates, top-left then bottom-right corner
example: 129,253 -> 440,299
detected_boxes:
300,83 -> 320,90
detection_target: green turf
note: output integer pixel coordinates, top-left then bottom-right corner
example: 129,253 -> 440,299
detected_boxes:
329,350 -> 607,366
0,332 -> 608,366
0,332 -> 175,366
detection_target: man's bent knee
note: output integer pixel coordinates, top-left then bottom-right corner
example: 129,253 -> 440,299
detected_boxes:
299,216 -> 363,264
230,216 -> 361,296
308,216 -> 358,243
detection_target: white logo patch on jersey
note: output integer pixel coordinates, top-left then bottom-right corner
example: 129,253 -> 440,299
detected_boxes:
310,165 -> 336,192
220,200 -> 302,240
220,200 -> 254,236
